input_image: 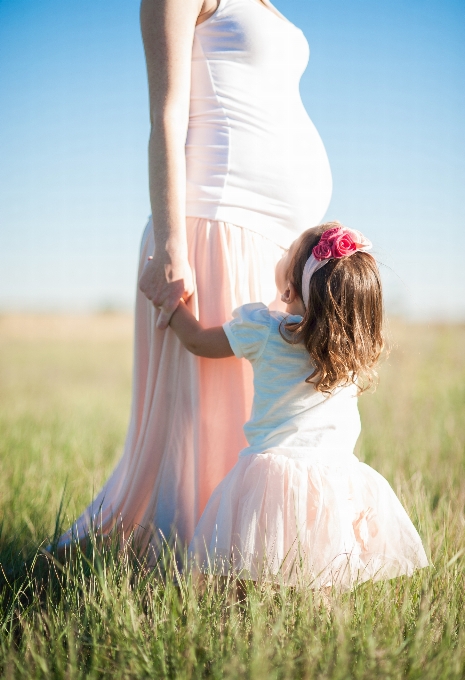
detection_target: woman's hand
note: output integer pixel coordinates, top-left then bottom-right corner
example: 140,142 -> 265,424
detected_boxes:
139,248 -> 194,329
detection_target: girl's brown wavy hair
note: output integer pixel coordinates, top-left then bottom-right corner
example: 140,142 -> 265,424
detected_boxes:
282,221 -> 385,395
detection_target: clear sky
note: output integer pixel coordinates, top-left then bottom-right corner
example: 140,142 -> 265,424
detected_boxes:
0,0 -> 464,318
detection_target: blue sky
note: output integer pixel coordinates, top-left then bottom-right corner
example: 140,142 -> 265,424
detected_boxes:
0,0 -> 464,318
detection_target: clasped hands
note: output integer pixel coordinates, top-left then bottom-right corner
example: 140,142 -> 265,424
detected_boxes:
138,253 -> 194,330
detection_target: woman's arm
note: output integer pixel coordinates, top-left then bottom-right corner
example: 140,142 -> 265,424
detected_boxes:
138,0 -> 204,329
170,301 -> 234,358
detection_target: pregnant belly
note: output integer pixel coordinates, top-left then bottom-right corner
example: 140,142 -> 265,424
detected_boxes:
284,112 -> 333,229
185,104 -> 332,235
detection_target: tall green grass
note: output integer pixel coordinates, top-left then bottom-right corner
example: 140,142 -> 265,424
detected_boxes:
0,313 -> 464,679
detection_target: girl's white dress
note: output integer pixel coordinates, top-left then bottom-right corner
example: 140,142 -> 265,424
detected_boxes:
188,303 -> 429,589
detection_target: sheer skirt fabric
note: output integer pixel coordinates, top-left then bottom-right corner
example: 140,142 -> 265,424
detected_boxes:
188,450 -> 429,589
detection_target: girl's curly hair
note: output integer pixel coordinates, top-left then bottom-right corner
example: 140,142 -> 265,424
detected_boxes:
282,222 -> 385,394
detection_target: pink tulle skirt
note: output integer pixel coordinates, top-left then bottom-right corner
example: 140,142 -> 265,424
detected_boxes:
58,217 -> 285,555
189,451 -> 429,589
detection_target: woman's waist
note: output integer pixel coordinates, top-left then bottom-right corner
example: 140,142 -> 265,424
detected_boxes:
186,106 -> 321,157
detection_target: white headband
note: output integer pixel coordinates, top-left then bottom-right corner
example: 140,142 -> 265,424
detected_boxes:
302,228 -> 372,309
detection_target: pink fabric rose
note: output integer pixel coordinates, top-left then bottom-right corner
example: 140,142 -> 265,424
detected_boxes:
345,228 -> 372,250
312,240 -> 333,261
320,227 -> 342,243
331,232 -> 357,258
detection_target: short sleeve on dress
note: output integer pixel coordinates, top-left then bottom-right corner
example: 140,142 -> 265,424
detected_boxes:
223,303 -> 272,361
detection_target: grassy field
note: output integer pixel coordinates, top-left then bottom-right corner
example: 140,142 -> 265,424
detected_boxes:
0,313 -> 464,679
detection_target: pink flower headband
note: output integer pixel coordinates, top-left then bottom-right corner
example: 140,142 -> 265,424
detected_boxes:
301,227 -> 372,308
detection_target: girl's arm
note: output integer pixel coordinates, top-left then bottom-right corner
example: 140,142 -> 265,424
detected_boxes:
170,301 -> 234,358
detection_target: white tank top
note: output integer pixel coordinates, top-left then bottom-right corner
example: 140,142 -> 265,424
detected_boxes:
186,0 -> 332,247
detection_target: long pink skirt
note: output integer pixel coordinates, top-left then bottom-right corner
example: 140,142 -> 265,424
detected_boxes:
58,217 -> 285,556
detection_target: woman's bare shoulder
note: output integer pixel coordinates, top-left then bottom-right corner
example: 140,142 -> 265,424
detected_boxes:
140,0 -> 205,33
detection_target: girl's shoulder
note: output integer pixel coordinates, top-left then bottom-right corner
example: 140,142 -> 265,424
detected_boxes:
223,303 -> 304,362
233,302 -> 271,324
223,303 -> 271,361
230,302 -> 303,324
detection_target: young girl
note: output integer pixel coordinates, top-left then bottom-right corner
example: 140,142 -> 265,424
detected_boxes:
169,222 -> 429,589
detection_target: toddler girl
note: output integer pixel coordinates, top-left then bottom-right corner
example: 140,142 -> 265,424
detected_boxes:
169,222 -> 428,589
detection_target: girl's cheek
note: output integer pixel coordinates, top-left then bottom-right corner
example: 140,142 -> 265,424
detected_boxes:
274,262 -> 280,289
275,258 -> 285,292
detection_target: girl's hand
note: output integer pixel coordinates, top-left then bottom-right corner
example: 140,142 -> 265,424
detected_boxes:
139,250 -> 194,329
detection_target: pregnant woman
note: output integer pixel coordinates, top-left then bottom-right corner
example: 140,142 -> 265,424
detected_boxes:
57,0 -> 332,558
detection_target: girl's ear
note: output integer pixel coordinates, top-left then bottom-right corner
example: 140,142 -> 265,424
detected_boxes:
280,281 -> 298,304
